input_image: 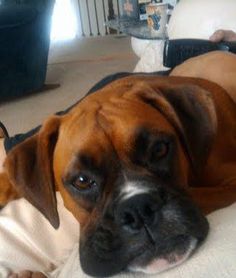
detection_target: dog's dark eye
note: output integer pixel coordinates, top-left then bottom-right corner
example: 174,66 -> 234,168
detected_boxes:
151,142 -> 169,160
72,174 -> 97,191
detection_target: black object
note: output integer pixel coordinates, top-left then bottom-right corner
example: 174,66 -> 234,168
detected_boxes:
163,39 -> 236,68
0,0 -> 55,101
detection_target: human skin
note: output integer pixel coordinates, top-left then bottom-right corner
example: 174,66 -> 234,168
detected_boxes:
209,29 -> 236,42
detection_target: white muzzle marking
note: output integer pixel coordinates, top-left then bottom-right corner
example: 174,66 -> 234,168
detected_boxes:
120,181 -> 150,201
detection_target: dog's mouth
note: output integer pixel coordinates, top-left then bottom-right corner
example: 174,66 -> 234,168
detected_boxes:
79,189 -> 209,277
80,225 -> 207,277
128,235 -> 198,274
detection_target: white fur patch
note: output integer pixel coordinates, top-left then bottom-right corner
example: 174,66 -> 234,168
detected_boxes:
120,181 -> 150,201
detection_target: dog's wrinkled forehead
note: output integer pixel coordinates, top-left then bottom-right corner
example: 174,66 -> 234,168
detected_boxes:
57,86 -> 176,175
60,80 -> 176,150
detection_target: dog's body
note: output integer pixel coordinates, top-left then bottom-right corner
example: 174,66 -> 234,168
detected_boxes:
1,51 -> 236,277
171,51 -> 236,103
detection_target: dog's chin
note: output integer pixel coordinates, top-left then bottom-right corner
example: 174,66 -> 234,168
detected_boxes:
128,237 -> 198,275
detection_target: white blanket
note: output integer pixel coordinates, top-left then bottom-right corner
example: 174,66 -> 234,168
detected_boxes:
0,194 -> 236,278
0,194 -> 79,277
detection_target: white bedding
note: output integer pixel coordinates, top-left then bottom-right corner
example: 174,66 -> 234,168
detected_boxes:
0,194 -> 235,278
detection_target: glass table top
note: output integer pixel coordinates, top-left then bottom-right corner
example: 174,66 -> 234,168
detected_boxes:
106,18 -> 168,40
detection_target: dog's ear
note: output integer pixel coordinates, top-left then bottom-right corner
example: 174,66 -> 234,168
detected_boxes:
5,116 -> 61,229
137,81 -> 217,172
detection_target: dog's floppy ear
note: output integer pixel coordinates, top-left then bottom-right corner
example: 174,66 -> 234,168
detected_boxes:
137,81 -> 217,172
5,116 -> 61,229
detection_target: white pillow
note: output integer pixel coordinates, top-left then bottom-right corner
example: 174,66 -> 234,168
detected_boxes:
0,194 -> 79,277
168,0 -> 236,39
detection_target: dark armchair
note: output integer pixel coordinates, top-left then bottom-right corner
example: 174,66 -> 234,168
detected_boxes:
0,0 -> 55,101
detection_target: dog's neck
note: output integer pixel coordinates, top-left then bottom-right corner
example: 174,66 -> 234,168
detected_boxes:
196,83 -> 236,188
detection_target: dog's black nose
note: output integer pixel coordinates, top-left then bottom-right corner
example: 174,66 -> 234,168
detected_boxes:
115,194 -> 162,232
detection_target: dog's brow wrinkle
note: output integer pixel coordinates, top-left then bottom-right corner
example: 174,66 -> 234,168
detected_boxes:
120,181 -> 149,201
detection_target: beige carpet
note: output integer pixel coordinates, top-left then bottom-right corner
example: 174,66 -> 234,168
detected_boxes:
0,35 -> 138,135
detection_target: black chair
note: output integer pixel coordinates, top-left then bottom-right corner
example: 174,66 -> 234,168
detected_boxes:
0,0 -> 55,101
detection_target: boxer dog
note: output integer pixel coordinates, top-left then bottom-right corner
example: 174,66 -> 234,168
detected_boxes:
1,51 -> 236,277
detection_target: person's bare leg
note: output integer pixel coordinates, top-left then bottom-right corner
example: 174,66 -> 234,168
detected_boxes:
210,29 -> 236,42
0,139 -> 6,173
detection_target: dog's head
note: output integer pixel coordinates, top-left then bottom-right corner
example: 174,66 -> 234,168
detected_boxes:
6,76 -> 217,277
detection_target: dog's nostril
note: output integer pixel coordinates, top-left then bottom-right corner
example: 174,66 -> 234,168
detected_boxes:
121,212 -> 135,226
120,211 -> 143,231
143,204 -> 155,217
115,194 -> 163,232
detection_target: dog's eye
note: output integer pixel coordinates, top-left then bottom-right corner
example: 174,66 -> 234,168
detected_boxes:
72,174 -> 97,191
151,142 -> 169,160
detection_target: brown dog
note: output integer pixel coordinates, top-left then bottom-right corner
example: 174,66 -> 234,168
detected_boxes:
1,51 -> 236,277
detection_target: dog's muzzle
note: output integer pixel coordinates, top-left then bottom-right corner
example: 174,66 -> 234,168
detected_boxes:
79,180 -> 209,277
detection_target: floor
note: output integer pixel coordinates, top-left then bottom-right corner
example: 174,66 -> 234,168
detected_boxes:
0,35 -> 138,135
